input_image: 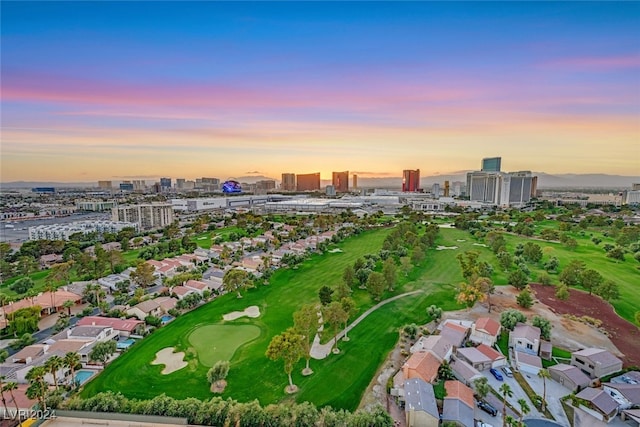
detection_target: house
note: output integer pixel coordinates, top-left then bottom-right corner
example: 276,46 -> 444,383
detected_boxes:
571,348 -> 623,379
451,358 -> 483,387
476,344 -> 506,368
10,345 -> 46,364
610,371 -> 640,385
39,253 -> 63,268
126,299 -> 162,320
515,351 -> 542,375
440,321 -> 470,348
183,279 -> 209,295
171,286 -> 196,300
509,323 -> 541,356
470,317 -> 501,346
548,364 -> 592,392
410,335 -> 453,362
66,325 -> 118,342
456,347 -> 493,371
3,289 -> 83,317
442,380 -> 475,427
404,378 -> 439,427
621,409 -> 640,427
540,341 -> 553,361
575,387 -> 618,422
15,351 -> 69,385
402,351 -> 442,384
77,316 -> 145,337
603,382 -> 640,410
154,296 -> 178,312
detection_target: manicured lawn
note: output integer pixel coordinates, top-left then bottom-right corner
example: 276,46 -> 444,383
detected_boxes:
188,324 -> 261,367
82,226 -> 465,410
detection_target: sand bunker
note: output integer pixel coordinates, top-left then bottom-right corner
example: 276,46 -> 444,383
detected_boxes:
151,347 -> 187,375
328,248 -> 343,253
436,245 -> 458,250
223,305 -> 261,321
472,243 -> 488,247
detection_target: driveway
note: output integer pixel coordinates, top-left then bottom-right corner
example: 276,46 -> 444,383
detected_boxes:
483,370 -> 542,419
521,370 -> 571,426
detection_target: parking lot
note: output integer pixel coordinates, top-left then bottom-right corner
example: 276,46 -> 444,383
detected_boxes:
482,367 -> 542,419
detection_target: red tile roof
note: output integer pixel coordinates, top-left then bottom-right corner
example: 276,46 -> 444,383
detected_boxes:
445,380 -> 475,408
475,317 -> 501,336
77,316 -> 144,332
476,344 -> 505,361
403,351 -> 441,383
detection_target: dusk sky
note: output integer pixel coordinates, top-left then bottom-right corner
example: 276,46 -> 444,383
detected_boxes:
1,2 -> 639,182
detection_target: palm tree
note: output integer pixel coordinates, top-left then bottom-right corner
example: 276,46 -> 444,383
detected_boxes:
500,383 -> 513,427
64,352 -> 81,388
538,368 -> 551,412
0,350 -> 8,415
44,355 -> 63,391
25,366 -> 47,410
3,382 -> 20,414
517,398 -> 530,423
63,299 -> 75,316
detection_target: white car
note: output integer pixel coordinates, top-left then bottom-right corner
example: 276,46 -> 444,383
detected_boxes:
476,421 -> 494,427
501,366 -> 514,377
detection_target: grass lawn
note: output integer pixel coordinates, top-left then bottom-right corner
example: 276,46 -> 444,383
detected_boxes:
82,226 -> 466,410
188,324 -> 261,367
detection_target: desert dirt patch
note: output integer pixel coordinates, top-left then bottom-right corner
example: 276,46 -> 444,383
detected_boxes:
151,347 -> 188,375
530,283 -> 640,367
223,305 -> 261,321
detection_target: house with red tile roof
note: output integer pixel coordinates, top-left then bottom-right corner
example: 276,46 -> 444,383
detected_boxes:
476,343 -> 507,368
470,317 -> 501,346
402,351 -> 442,384
77,316 -> 145,337
443,380 -> 475,427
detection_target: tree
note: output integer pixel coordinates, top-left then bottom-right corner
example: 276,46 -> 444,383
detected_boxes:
89,340 -> 117,365
44,355 -> 63,391
474,377 -> 490,400
318,286 -> 334,306
606,246 -> 625,261
426,305 -> 443,322
456,279 -> 485,308
207,360 -> 230,385
579,269 -> 603,295
63,299 -> 75,316
517,398 -> 530,423
10,333 -> 35,350
400,257 -> 412,277
10,277 -> 34,294
223,269 -> 252,298
523,242 -> 542,263
595,280 -> 620,302
342,265 -> 356,289
382,258 -> 397,291
48,261 -> 73,287
64,352 -> 81,388
500,309 -> 527,331
3,382 -> 20,415
508,268 -> 528,290
25,366 -> 47,410
516,286 -> 534,309
0,349 -> 8,414
497,251 -> 513,272
500,383 -> 513,427
544,257 -> 559,273
476,276 -> 495,313
555,283 -> 570,300
130,261 -> 156,288
293,304 -> 318,375
265,328 -> 305,393
403,324 -> 419,340
532,316 -> 552,340
322,301 -> 348,353
339,297 -> 356,341
107,250 -> 125,273
559,260 -> 585,287
366,272 -> 385,301
538,368 -> 551,412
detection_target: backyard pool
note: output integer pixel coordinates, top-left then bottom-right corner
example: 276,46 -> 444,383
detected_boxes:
75,370 -> 95,386
161,315 -> 174,324
117,338 -> 136,350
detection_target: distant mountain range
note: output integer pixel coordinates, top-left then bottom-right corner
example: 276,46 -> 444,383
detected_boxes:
1,173 -> 638,190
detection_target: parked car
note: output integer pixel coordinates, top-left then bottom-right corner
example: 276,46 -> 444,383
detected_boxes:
477,400 -> 498,416
476,421 -> 494,427
490,368 -> 504,381
501,366 -> 514,377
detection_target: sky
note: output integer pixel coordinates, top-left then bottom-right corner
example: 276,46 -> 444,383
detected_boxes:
1,1 -> 639,182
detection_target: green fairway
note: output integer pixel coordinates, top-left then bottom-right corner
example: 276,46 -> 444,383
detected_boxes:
188,324 -> 261,367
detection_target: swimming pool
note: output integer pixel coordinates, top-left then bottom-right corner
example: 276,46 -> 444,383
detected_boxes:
161,315 -> 174,324
75,370 -> 95,386
117,338 -> 136,350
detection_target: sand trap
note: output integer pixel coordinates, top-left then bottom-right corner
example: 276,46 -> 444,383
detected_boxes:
472,243 -> 488,247
223,305 -> 261,321
328,248 -> 343,253
151,347 -> 187,375
436,245 -> 458,250
456,239 -> 466,242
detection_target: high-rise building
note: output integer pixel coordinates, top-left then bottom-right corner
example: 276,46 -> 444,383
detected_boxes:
112,203 -> 174,230
332,171 -> 349,192
353,174 -> 358,190
98,181 -> 112,190
326,185 -> 336,196
200,177 -> 220,192
466,171 -> 501,203
402,169 -> 420,192
432,183 -> 440,198
281,173 -> 296,191
132,180 -> 146,192
500,171 -> 535,207
632,183 -> 640,191
444,181 -> 450,197
160,177 -> 172,192
256,180 -> 276,191
481,157 -> 502,172
176,178 -> 186,190
296,173 -> 321,191
119,181 -> 134,192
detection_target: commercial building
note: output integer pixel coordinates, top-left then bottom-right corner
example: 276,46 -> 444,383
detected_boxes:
332,171 -> 349,192
296,173 -> 321,191
112,203 -> 174,230
466,171 -> 501,204
160,177 -> 172,192
402,169 -> 420,192
119,182 -> 134,192
326,185 -> 336,196
75,200 -> 116,212
199,177 -> 220,192
97,181 -> 112,190
481,156 -> 502,172
353,174 -> 358,190
281,173 -> 296,191
28,221 -> 138,241
256,180 -> 276,191
467,170 -> 536,207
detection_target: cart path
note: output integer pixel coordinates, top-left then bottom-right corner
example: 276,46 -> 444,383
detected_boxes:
310,290 -> 424,359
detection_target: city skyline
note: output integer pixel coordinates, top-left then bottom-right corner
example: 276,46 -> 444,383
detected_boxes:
2,2 -> 639,182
